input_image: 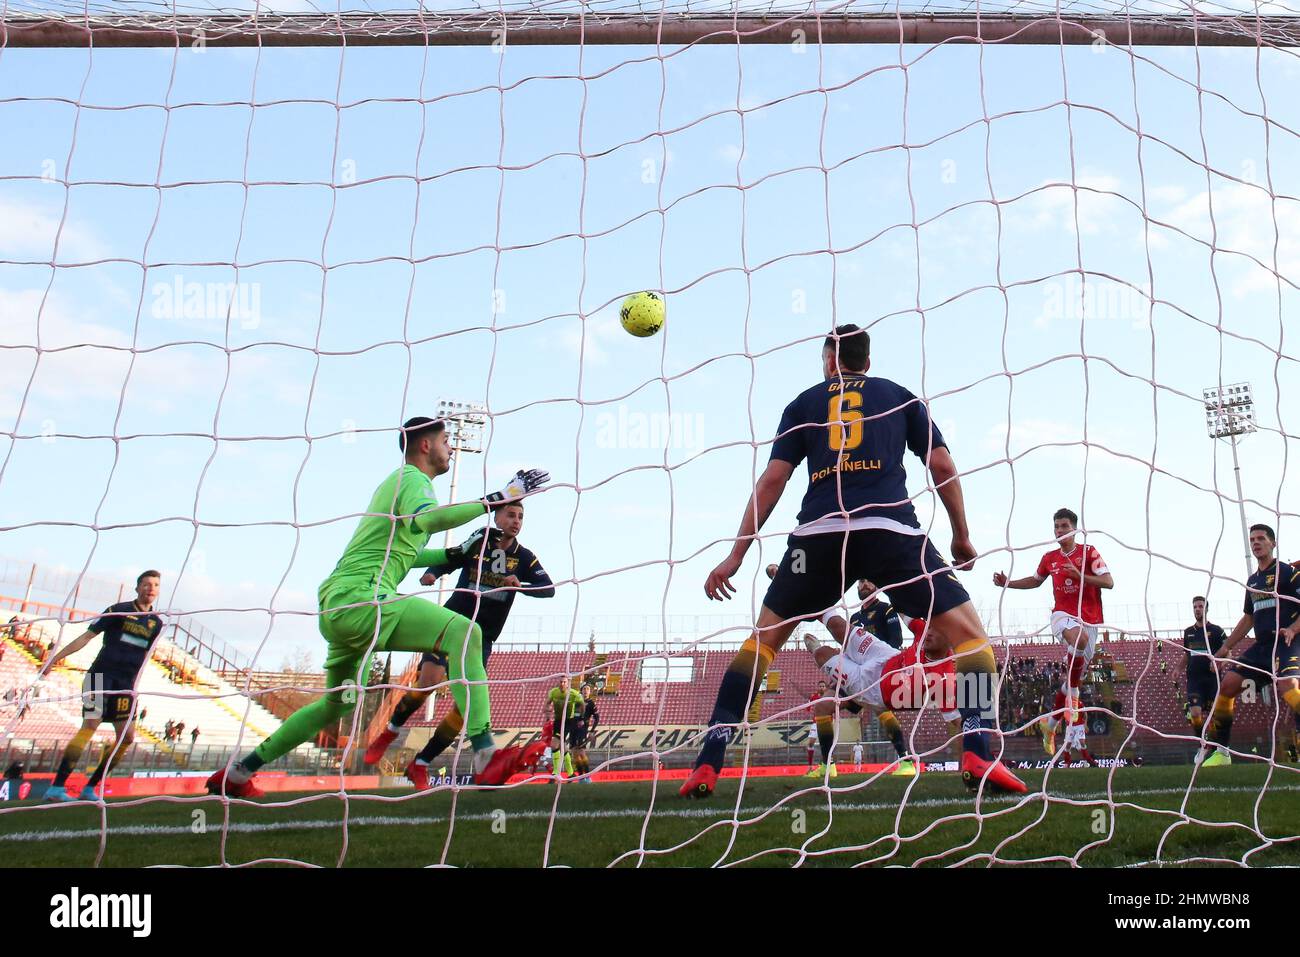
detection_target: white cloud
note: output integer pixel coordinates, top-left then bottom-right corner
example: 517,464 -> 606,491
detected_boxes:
0,197 -> 105,262
1005,171 -> 1128,239
1158,181 -> 1300,299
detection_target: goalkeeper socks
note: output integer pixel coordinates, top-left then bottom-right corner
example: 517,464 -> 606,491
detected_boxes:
815,714 -> 836,764
389,690 -> 430,731
563,752 -> 574,774
878,711 -> 906,758
697,638 -> 774,771
53,726 -> 97,787
953,638 -> 997,762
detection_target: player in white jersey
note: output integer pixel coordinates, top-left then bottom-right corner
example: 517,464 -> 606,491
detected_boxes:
803,604 -> 960,779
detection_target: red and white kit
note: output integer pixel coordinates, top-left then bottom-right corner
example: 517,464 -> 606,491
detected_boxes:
1037,543 -> 1109,662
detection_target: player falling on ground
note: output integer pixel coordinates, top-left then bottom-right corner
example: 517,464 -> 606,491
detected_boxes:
362,501 -> 555,789
783,565 -> 928,778
849,579 -> 929,776
802,605 -> 961,779
43,570 -> 163,802
993,507 -> 1113,755
1183,594 -> 1226,758
682,323 -> 1026,799
543,676 -> 585,778
1197,523 -> 1300,767
206,417 -> 550,797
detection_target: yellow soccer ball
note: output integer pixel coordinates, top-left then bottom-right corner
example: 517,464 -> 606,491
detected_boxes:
619,291 -> 665,338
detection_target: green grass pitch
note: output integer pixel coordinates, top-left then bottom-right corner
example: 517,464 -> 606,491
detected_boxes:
3,765 -> 1299,867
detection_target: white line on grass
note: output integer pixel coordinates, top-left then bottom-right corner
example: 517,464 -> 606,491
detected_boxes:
1,782 -> 1294,844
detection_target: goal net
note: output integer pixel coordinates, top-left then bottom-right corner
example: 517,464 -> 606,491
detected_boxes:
2,0 -> 1299,869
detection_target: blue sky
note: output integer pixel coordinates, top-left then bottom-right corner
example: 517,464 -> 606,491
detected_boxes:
2,23 -> 1299,666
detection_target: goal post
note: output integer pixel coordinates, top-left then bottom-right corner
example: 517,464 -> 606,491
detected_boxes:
3,0 -> 1300,871
4,7 -> 1300,48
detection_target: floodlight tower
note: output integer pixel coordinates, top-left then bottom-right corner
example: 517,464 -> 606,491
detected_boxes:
1203,382 -> 1256,578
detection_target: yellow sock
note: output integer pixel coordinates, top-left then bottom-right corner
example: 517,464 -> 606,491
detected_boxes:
1283,687 -> 1300,716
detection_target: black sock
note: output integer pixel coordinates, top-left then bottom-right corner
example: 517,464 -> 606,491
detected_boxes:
695,642 -> 771,772
815,715 -> 835,764
389,691 -> 427,730
52,756 -> 75,788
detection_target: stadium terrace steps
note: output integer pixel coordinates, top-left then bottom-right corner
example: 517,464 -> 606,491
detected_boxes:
1,616 -> 323,758
398,637 -> 1289,753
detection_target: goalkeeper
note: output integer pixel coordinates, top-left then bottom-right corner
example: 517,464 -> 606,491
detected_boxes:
207,416 -> 550,797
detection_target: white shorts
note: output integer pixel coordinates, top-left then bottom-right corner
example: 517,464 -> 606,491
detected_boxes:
821,653 -> 885,710
1063,723 -> 1087,750
1050,611 -> 1098,663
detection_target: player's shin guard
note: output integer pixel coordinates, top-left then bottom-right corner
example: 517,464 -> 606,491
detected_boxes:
414,706 -> 464,765
953,639 -> 998,762
1206,695 -> 1236,749
52,726 -> 96,787
878,710 -> 907,759
695,638 -> 774,772
815,714 -> 836,765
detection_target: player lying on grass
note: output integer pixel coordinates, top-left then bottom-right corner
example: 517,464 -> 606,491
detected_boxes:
993,507 -> 1113,755
206,417 -> 550,797
802,603 -> 960,780
43,570 -> 164,802
682,323 -> 1026,799
1197,523 -> 1300,768
766,566 -> 925,777
361,501 -> 555,790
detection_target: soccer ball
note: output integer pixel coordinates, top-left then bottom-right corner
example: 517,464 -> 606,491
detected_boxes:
619,291 -> 665,337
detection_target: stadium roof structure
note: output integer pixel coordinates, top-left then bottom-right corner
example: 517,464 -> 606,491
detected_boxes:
4,0 -> 1300,46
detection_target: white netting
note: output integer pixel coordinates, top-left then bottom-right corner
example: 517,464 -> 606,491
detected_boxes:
1,1 -> 1299,868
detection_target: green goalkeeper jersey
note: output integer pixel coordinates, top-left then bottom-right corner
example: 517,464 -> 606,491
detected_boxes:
323,464 -> 454,596
548,686 -> 584,721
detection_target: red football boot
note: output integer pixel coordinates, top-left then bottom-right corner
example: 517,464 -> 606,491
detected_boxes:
205,766 -> 264,799
364,728 -> 398,766
960,752 -> 1027,795
475,746 -> 523,786
518,741 -> 549,775
405,760 -> 431,791
678,764 -> 718,799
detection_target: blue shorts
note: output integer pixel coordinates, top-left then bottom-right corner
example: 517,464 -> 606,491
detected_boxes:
1231,637 -> 1300,689
1186,667 -> 1219,709
762,528 -> 970,623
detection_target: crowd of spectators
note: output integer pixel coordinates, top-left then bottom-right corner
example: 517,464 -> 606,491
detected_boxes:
1000,657 -> 1066,731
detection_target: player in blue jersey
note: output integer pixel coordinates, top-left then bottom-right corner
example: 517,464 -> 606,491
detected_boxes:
1197,523 -> 1300,767
681,324 -> 1025,798
43,570 -> 164,801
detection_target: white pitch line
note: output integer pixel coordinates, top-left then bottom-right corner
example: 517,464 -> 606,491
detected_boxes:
1,783 -> 1294,844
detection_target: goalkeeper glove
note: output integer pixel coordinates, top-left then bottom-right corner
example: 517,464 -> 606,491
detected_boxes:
484,468 -> 550,507
446,526 -> 503,565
